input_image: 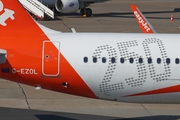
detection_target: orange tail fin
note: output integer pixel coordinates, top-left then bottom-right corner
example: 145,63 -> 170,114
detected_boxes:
0,0 -> 45,36
130,4 -> 157,33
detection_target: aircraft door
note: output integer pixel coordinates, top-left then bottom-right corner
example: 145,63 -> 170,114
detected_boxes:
42,41 -> 60,76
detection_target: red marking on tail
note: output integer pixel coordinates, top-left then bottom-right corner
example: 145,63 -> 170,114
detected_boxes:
130,4 -> 154,33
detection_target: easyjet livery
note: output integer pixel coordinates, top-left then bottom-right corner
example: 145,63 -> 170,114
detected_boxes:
130,4 -> 157,34
0,0 -> 180,104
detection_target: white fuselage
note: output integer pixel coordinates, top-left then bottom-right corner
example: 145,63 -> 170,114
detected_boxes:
42,28 -> 180,103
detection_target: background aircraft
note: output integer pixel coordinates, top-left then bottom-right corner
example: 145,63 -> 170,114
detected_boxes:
38,0 -> 108,17
130,4 -> 156,34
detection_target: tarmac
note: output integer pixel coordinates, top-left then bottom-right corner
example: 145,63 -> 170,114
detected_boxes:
1,0 -> 180,120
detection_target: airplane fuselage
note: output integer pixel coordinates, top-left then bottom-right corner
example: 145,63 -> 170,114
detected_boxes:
1,32 -> 180,103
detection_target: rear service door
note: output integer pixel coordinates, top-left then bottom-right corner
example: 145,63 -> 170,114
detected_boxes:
42,41 -> 60,76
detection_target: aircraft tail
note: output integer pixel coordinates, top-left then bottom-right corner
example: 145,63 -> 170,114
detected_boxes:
0,0 -> 46,36
130,4 -> 157,33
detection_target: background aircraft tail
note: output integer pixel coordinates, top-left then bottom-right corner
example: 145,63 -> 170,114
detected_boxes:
130,4 -> 157,33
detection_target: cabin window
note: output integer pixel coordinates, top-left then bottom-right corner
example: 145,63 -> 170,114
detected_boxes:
129,58 -> 134,63
157,58 -> 161,64
120,57 -> 125,63
139,58 -> 143,63
166,58 -> 170,64
93,57 -> 97,63
175,58 -> 179,64
84,57 -> 88,63
148,58 -> 152,64
111,57 -> 116,63
102,57 -> 106,63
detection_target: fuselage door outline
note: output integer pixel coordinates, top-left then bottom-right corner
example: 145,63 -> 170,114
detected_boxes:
42,41 -> 60,77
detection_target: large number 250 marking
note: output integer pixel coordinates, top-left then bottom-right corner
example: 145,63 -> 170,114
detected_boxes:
93,38 -> 171,94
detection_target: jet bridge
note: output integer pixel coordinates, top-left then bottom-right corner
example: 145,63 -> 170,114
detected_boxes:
19,0 -> 54,19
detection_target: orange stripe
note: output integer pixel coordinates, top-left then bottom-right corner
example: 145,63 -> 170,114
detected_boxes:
125,85 -> 180,97
59,54 -> 96,98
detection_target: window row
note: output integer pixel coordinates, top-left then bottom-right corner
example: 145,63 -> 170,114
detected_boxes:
83,57 -> 180,64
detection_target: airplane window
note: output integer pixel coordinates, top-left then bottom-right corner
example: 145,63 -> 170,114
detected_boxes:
129,58 -> 134,63
102,57 -> 106,63
157,58 -> 161,64
175,58 -> 179,64
120,57 -> 124,63
84,57 -> 88,63
139,58 -> 143,63
148,58 -> 152,64
111,57 -> 116,63
166,58 -> 170,64
93,57 -> 97,63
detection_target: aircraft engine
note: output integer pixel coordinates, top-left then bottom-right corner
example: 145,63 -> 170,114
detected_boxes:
55,0 -> 79,13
